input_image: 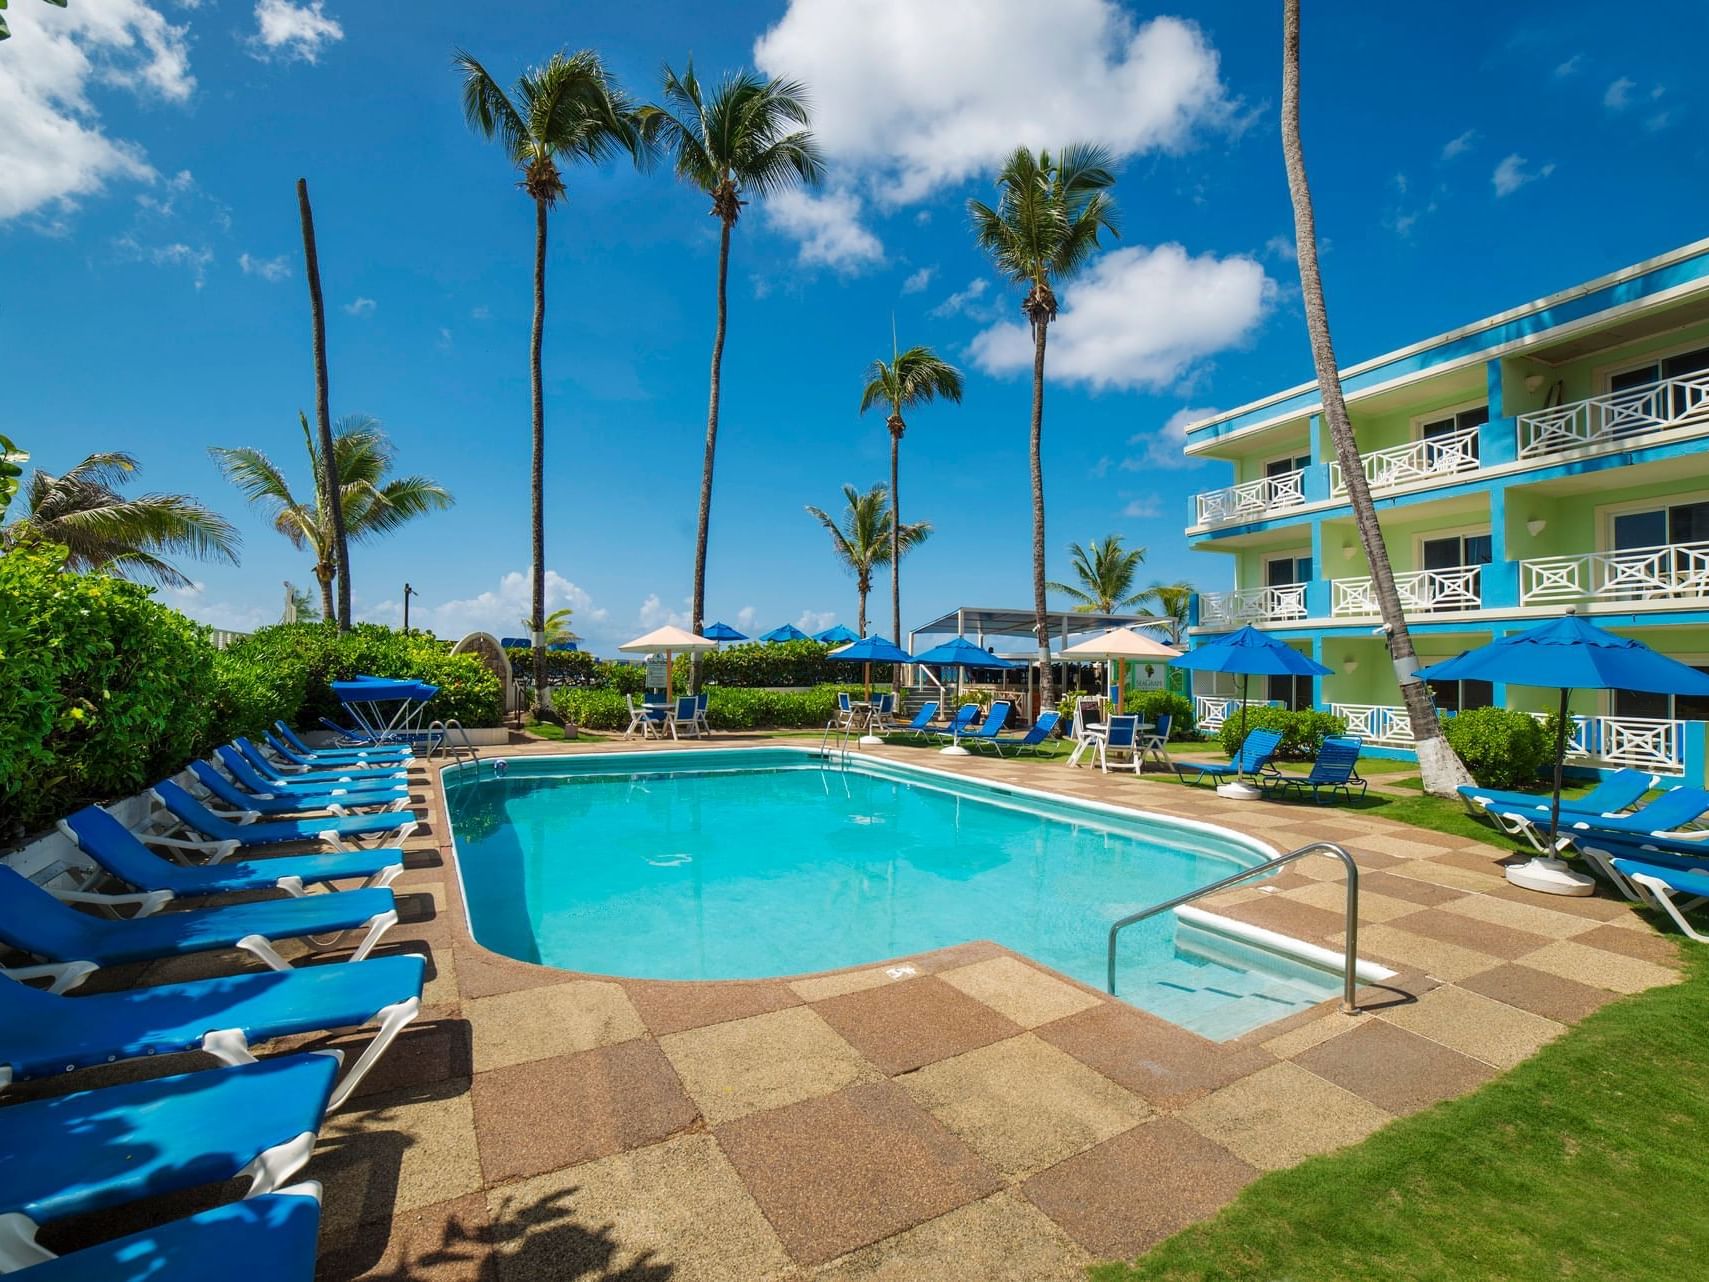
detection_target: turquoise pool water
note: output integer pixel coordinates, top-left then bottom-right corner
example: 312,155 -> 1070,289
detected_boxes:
444,749 -> 1341,1039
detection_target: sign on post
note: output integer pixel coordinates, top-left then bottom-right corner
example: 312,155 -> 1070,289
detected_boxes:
645,657 -> 669,689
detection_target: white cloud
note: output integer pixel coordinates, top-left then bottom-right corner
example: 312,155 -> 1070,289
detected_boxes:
249,0 -> 343,63
342,296 -> 376,316
901,265 -> 935,294
1440,129 -> 1477,160
754,1 -> 1236,205
470,304 -> 491,320
637,594 -> 692,631
734,606 -> 759,633
0,0 -> 193,223
160,582 -> 273,633
1122,405 -> 1215,472
1646,109 -> 1674,132
1553,54 -> 1583,78
391,570 -> 607,641
1120,495 -> 1162,519
968,244 -> 1273,392
763,186 -> 884,272
929,277 -> 989,319
239,252 -> 290,282
1492,153 -> 1555,197
795,609 -> 836,635
1263,234 -> 1296,263
437,327 -> 453,350
1603,76 -> 1635,110
113,234 -> 211,287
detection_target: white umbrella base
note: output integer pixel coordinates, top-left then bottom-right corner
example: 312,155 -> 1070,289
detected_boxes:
939,744 -> 971,756
858,734 -> 884,747
1506,857 -> 1596,897
1216,781 -> 1264,801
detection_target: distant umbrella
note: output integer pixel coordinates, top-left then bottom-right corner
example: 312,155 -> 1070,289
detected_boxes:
814,624 -> 861,645
759,623 -> 810,643
702,621 -> 747,643
1173,626 -> 1331,794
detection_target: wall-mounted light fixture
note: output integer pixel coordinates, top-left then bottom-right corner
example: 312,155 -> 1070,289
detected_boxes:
1526,518 -> 1547,537
1343,657 -> 1360,673
1342,543 -> 1357,561
1523,373 -> 1545,393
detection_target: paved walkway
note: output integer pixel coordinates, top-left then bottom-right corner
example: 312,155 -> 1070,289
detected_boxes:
36,736 -> 1684,1280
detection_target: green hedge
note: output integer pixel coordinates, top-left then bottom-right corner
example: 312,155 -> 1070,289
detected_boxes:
0,543 -> 218,838
697,639 -> 849,688
555,683 -> 863,732
1443,706 -> 1553,790
1216,706 -> 1347,762
1129,690 -> 1196,739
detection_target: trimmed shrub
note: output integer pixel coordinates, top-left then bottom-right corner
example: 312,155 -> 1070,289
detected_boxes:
695,639 -> 845,689
1443,706 -> 1552,790
1216,706 -> 1347,762
554,683 -> 864,732
0,544 -> 218,838
1130,690 -> 1196,740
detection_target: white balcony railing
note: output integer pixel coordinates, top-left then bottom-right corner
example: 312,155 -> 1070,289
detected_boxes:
1331,703 -> 1688,773
1329,425 -> 1480,497
1329,703 -> 1417,747
1517,373 -> 1709,459
1194,468 -> 1307,526
1331,566 -> 1483,618
1198,583 -> 1309,627
1195,695 -> 1282,733
1520,540 -> 1709,607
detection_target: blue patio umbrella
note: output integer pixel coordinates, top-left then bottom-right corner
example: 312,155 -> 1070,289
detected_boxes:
759,623 -> 810,643
815,624 -> 861,645
1418,612 -> 1709,893
828,635 -> 914,704
499,637 -> 531,649
702,621 -> 747,643
913,637 -> 1021,754
1173,626 -> 1332,792
547,642 -> 578,652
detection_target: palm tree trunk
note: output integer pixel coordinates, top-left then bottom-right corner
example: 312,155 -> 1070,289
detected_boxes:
530,197 -> 551,712
857,571 -> 869,638
690,215 -> 733,692
315,562 -> 336,623
889,419 -> 903,644
1280,0 -> 1468,795
297,179 -> 351,632
1030,319 -> 1055,713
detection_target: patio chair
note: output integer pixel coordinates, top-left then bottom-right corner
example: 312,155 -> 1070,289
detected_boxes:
0,952 -> 425,1111
931,704 -> 981,742
1609,856 -> 1709,943
1173,728 -> 1284,787
670,695 -> 702,740
1261,735 -> 1367,805
988,709 -> 1060,757
0,865 -> 400,993
894,700 -> 940,740
835,691 -> 858,731
0,1054 -> 338,1271
235,738 -> 409,787
624,694 -> 667,740
59,805 -> 405,901
872,693 -> 897,731
959,701 -> 1015,752
187,760 -> 411,819
9,1185 -> 323,1282
1564,829 -> 1709,902
1098,715 -> 1140,773
273,720 -> 411,764
694,692 -> 712,736
1066,696 -> 1108,767
1493,786 -> 1709,854
151,779 -> 420,854
218,746 -> 408,802
1457,767 -> 1656,821
1137,713 -> 1174,770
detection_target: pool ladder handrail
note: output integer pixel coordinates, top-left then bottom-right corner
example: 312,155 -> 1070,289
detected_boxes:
427,718 -> 479,768
817,718 -> 854,764
1106,841 -> 1361,1015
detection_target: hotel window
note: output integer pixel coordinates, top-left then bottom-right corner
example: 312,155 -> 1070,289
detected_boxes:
1268,673 -> 1315,712
1608,345 -> 1709,425
1419,404 -> 1487,466
1421,532 -> 1492,571
1613,666 -> 1709,722
1429,679 -> 1494,714
1264,454 -> 1311,479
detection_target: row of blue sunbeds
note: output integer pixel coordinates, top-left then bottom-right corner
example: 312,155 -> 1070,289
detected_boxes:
893,700 -> 1063,755
1167,727 -> 1368,805
1460,768 -> 1709,942
0,722 -> 433,1278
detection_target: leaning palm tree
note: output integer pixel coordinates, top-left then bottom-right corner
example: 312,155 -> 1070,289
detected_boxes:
859,340 -> 962,645
211,415 -> 454,621
455,47 -> 643,709
641,63 -> 823,685
521,607 -> 579,645
805,484 -> 930,637
970,145 -> 1118,710
1137,580 -> 1194,644
1281,0 -> 1468,794
1048,535 -> 1147,614
2,452 -> 239,587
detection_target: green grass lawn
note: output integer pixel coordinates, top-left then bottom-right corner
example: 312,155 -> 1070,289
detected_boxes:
1092,935 -> 1704,1282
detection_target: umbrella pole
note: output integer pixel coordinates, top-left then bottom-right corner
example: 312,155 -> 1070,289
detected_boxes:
1237,672 -> 1250,783
666,650 -> 674,703
1548,686 -> 1570,851
1507,685 -> 1595,896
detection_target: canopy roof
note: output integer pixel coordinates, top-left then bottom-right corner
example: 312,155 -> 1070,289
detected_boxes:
617,625 -> 717,654
908,606 -> 1167,654
828,635 -> 914,664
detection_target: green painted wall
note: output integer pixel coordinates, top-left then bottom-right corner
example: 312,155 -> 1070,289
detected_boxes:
1501,318 -> 1709,419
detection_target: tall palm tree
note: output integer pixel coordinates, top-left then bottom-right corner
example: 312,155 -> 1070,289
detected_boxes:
859,340 -> 962,643
805,484 -> 930,637
1281,0 -> 1468,794
2,452 -> 239,587
970,145 -> 1118,710
1137,580 -> 1194,644
1048,535 -> 1147,613
455,48 -> 643,709
641,63 -> 823,684
211,415 -> 453,621
283,582 -> 319,623
520,607 -> 579,644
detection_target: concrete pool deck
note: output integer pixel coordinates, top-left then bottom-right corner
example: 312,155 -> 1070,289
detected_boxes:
31,735 -> 1684,1279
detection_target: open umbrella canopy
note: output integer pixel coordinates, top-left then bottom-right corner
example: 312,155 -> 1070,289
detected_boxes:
617,625 -> 717,654
912,636 -> 1022,669
1417,614 -> 1709,695
1172,625 -> 1332,677
815,624 -> 861,645
759,623 -> 810,643
828,635 -> 914,664
499,637 -> 531,649
1059,628 -> 1182,662
702,621 -> 747,642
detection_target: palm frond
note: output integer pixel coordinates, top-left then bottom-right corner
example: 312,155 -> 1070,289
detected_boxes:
454,49 -> 528,160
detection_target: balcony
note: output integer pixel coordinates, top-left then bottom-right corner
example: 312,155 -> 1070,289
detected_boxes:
1519,541 -> 1709,609
1194,468 -> 1308,527
1516,373 -> 1709,459
1329,426 -> 1480,497
1331,566 -> 1483,618
1198,584 -> 1309,627
1328,703 -> 1690,773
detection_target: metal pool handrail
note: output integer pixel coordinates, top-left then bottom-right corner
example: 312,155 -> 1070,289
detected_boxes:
1106,841 -> 1361,1014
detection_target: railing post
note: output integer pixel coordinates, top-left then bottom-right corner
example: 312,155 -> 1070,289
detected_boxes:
1684,720 -> 1708,788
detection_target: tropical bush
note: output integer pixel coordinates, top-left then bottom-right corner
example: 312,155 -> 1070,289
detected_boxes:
552,682 -> 863,732
696,639 -> 847,688
1443,706 -> 1552,790
1129,690 -> 1196,739
1216,705 -> 1347,762
0,543 -> 218,837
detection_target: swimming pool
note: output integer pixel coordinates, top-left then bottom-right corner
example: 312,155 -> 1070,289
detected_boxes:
443,748 -> 1344,1039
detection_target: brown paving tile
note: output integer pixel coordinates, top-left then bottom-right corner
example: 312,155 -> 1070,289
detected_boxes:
1260,1010 -> 1362,1059
1431,845 -> 1528,874
1378,985 -> 1566,1068
1516,938 -> 1679,995
1456,963 -> 1620,1024
452,946 -> 572,1001
1572,922 -> 1682,967
790,965 -> 910,1002
1476,880 -> 1634,921
1358,869 -> 1471,907
316,1192 -> 490,1282
1279,880 -> 1424,923
1339,922 -> 1501,982
938,955 -> 1105,1029
810,1190 -> 1089,1282
813,975 -> 1021,1074
901,1034 -> 1152,1182
1294,1020 -> 1494,1115
718,1079 -> 1001,1267
661,1005 -> 880,1125
317,1081 -> 484,1236
624,977 -> 802,1037
1021,1118 -> 1258,1259
472,1039 -> 699,1183
1438,892 -> 1601,939
466,980 -> 647,1073
1178,1062 -> 1392,1171
1036,1001 -> 1274,1108
1387,907 -> 1554,960
1213,895 -> 1349,943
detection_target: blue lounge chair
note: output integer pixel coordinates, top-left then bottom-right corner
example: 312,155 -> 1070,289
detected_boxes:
1560,828 -> 1709,899
1458,767 -> 1656,821
235,738 -> 407,786
0,953 -> 424,1110
959,701 -> 1015,752
60,806 -> 405,900
1262,735 -> 1367,804
0,865 -> 400,991
274,720 -> 409,763
152,779 -> 420,853
1098,715 -> 1140,773
267,731 -> 405,772
671,694 -> 702,739
1609,857 -> 1709,943
188,760 -> 410,819
0,1054 -> 338,1270
1138,713 -> 1174,769
931,704 -> 981,743
1174,728 -> 1284,787
12,1186 -> 322,1282
986,709 -> 1060,757
217,745 -> 408,803
1492,786 -> 1709,853
894,700 -> 940,741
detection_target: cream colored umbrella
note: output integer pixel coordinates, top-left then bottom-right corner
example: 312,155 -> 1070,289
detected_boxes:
619,625 -> 718,702
1059,629 -> 1182,714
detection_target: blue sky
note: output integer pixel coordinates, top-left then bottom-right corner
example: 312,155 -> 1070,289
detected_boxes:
8,0 -> 1709,654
